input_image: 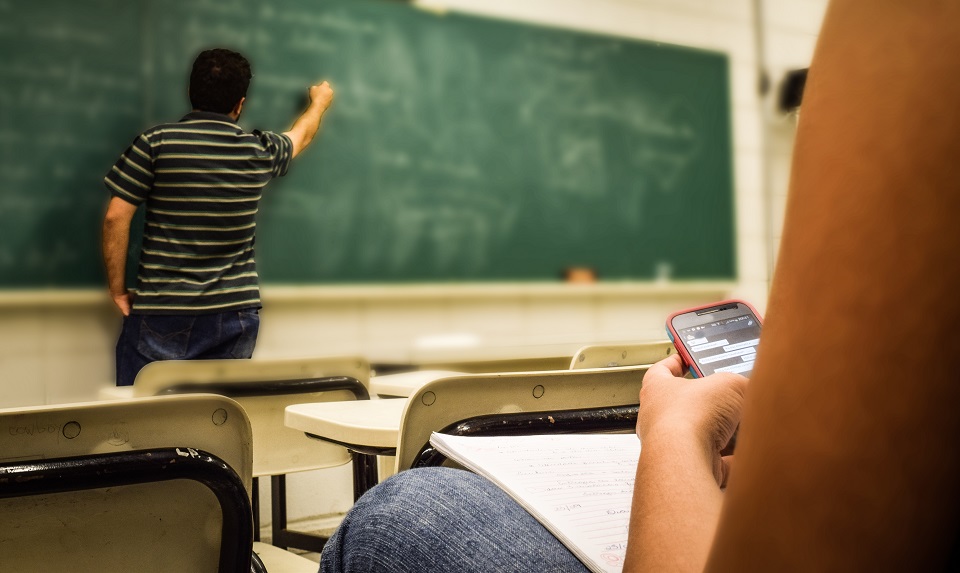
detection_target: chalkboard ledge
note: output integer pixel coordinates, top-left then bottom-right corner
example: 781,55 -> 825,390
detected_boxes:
0,282 -> 735,308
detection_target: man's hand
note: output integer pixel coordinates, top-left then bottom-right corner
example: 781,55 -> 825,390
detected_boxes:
625,353 -> 748,572
308,81 -> 334,111
111,290 -> 135,316
638,354 -> 748,487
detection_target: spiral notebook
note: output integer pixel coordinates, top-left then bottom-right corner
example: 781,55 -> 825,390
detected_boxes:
429,432 -> 641,573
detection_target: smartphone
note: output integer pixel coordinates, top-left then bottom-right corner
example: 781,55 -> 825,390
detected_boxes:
666,300 -> 763,378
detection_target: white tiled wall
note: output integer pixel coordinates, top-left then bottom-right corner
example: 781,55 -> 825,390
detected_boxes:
0,0 -> 829,533
762,0 -> 829,272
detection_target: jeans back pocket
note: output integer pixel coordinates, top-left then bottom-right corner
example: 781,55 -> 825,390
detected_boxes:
137,315 -> 196,361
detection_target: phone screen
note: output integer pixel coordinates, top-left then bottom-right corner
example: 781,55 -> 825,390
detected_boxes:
670,302 -> 761,377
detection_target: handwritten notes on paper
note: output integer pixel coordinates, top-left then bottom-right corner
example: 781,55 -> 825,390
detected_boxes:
429,432 -> 641,573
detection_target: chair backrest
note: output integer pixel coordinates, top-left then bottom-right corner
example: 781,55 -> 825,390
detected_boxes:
133,356 -> 370,477
394,365 -> 647,472
569,340 -> 674,369
0,395 -> 253,573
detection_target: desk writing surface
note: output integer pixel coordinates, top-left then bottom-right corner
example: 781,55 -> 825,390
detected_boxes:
370,370 -> 467,398
0,0 -> 734,287
285,399 -> 405,449
98,386 -> 135,401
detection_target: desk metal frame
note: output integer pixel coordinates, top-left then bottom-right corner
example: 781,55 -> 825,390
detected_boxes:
0,448 -> 254,573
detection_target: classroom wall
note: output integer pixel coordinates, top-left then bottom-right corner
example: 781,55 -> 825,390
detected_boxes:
0,0 -> 827,531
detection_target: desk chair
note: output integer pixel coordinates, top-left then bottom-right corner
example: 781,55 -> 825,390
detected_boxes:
132,356 -> 370,553
393,365 -> 647,473
0,394 -> 313,573
569,340 -> 674,369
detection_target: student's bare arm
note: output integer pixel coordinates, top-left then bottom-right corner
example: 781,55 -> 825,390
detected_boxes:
624,1 -> 960,571
708,1 -> 960,570
284,81 -> 334,159
101,196 -> 139,316
625,355 -> 746,572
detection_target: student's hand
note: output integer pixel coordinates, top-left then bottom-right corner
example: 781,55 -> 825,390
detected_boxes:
638,354 -> 748,487
111,290 -> 134,316
309,81 -> 334,111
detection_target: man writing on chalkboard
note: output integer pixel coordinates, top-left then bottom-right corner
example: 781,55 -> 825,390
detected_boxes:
101,48 -> 333,386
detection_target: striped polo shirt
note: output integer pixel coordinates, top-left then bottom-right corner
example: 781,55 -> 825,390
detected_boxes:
104,111 -> 292,315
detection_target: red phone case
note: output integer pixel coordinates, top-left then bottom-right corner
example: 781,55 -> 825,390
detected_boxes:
665,299 -> 763,376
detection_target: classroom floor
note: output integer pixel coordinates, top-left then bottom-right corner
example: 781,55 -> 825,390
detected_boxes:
257,510 -> 343,566
297,551 -> 321,564
258,529 -> 325,565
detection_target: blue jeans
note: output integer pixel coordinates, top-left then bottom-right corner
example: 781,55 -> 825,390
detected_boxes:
115,309 -> 260,386
320,467 -> 589,573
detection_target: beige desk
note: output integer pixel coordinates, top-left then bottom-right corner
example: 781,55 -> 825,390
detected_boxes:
409,345 -> 575,374
408,341 -> 581,364
285,399 -> 406,499
285,399 -> 405,451
369,370 -> 466,398
99,385 -> 134,400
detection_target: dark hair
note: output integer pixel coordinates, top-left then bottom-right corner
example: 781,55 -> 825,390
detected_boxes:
189,48 -> 252,114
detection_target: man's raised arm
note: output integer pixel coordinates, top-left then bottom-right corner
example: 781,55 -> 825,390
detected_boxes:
284,81 -> 335,159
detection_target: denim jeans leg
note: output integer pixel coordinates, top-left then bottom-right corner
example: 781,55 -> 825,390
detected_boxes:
115,315 -> 145,387
320,467 -> 590,573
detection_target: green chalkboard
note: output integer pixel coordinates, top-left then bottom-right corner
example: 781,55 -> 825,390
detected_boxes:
0,0 -> 144,287
0,0 -> 734,287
